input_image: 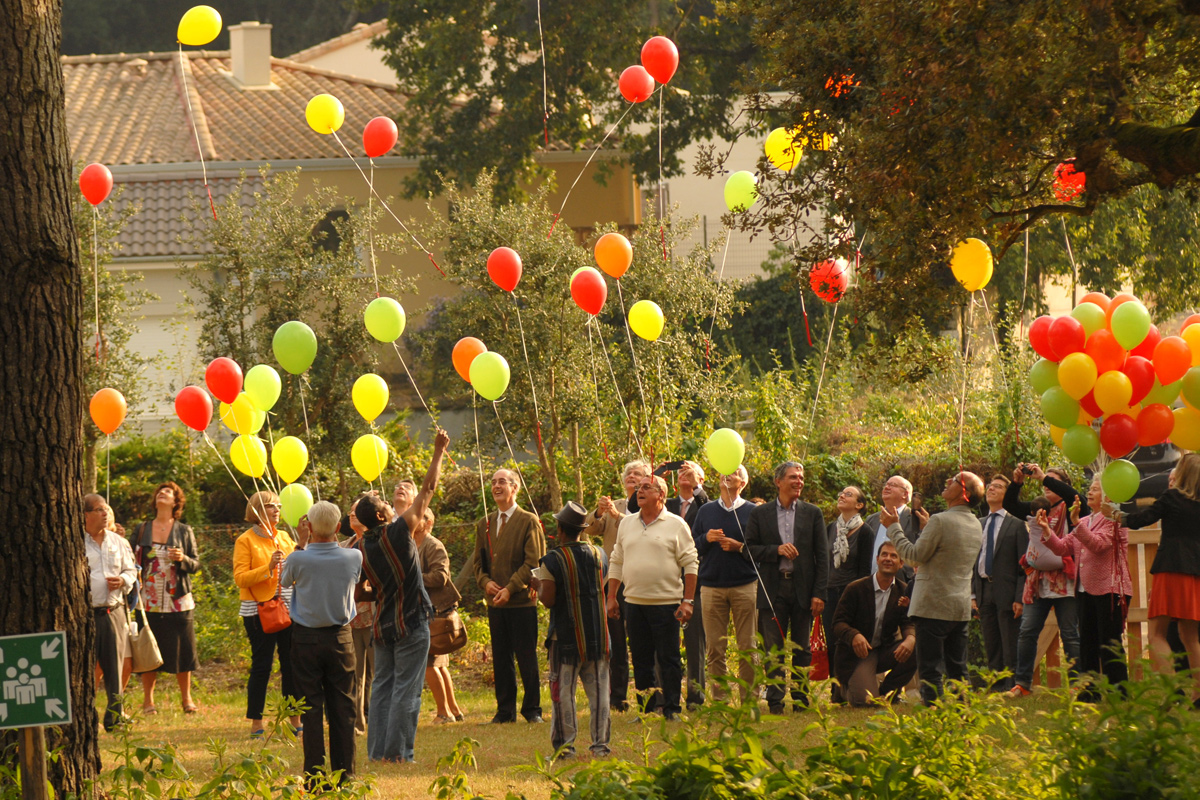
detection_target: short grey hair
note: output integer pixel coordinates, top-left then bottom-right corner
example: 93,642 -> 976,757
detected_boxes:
622,460 -> 651,480
887,475 -> 914,503
307,501 -> 342,538
773,461 -> 804,483
681,460 -> 706,484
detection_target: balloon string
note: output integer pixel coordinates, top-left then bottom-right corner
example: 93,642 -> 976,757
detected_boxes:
615,280 -> 650,439
792,237 -> 814,347
655,343 -> 670,457
979,291 -> 1021,453
705,232 -> 732,370
92,207 -> 102,362
472,395 -> 494,557
510,295 -> 545,452
368,160 -> 380,296
492,400 -> 542,522
550,101 -> 638,237
592,316 -> 644,457
801,301 -> 839,461
585,319 -> 612,465
298,377 -> 321,502
105,434 -> 111,505
536,0 -> 549,144
177,45 -> 216,220
957,298 -> 976,473
329,130 -> 443,276
203,431 -> 252,506
658,89 -> 667,261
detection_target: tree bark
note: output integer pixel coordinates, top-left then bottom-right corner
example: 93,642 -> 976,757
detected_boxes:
1113,120 -> 1200,187
0,0 -> 99,793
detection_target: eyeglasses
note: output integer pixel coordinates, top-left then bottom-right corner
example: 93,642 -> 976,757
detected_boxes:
837,490 -> 858,498
636,483 -> 659,493
263,503 -> 282,510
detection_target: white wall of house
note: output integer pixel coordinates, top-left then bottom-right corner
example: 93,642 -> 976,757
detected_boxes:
292,38 -> 398,87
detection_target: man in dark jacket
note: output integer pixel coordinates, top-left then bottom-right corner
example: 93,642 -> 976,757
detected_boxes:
972,474 -> 1028,690
745,461 -> 829,713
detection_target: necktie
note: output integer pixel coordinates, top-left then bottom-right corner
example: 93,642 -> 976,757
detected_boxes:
984,513 -> 998,576
496,511 -> 507,537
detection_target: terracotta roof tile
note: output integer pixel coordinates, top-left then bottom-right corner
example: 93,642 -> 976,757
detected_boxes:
111,176 -> 261,258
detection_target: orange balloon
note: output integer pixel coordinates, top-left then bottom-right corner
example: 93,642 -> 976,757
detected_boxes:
1105,292 -> 1137,326
89,388 -> 127,435
593,232 -> 633,279
1078,291 -> 1111,314
452,337 -> 487,383
1179,313 -> 1200,335
1154,335 -> 1192,385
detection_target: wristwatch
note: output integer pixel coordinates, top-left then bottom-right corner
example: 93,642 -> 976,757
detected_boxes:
681,598 -> 694,605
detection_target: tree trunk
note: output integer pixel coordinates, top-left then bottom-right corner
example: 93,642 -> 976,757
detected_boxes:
84,434 -> 97,494
0,0 -> 99,793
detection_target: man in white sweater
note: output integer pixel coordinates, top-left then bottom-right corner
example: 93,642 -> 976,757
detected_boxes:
606,474 -> 699,720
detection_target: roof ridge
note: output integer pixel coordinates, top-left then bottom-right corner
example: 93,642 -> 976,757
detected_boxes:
269,56 -> 403,92
62,50 -> 226,64
285,18 -> 389,62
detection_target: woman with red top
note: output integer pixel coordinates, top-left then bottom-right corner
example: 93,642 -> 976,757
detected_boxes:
1037,477 -> 1132,700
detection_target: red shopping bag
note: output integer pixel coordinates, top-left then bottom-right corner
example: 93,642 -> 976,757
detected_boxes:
809,616 -> 829,681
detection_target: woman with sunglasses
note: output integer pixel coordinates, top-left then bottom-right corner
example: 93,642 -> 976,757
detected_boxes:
232,490 -> 301,736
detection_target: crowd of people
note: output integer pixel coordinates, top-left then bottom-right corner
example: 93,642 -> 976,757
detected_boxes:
84,437 -> 1200,783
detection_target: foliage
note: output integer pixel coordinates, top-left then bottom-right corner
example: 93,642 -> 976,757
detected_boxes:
373,0 -> 755,202
192,571 -> 251,665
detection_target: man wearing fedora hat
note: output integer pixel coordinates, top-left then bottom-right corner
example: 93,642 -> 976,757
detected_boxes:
532,501 -> 611,758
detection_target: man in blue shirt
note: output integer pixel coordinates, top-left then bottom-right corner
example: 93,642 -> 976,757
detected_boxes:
281,500 -> 363,787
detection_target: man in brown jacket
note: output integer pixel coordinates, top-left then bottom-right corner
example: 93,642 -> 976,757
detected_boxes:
474,468 -> 547,723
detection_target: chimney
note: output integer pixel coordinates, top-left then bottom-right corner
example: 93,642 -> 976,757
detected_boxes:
229,21 -> 273,89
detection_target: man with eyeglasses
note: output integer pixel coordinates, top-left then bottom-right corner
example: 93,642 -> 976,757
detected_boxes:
864,476 -> 923,583
606,474 -> 698,720
473,469 -> 547,723
84,493 -> 137,731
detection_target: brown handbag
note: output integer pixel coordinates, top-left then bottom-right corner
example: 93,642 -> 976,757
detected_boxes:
257,532 -> 292,634
428,609 -> 467,656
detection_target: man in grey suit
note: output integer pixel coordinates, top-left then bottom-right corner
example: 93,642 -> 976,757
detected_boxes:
882,471 -> 985,705
745,461 -> 829,713
863,476 -> 921,583
971,474 -> 1027,691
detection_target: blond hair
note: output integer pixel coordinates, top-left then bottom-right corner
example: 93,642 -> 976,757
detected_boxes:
1174,453 -> 1200,502
245,490 -> 281,524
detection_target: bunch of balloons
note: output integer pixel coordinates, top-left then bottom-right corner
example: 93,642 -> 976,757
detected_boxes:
618,36 -> 678,104
452,336 -> 510,402
1027,291 -> 1200,501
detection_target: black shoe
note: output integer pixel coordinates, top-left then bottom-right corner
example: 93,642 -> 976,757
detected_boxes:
486,716 -> 516,724
663,711 -> 680,721
611,702 -> 629,713
767,704 -> 785,715
525,714 -> 545,723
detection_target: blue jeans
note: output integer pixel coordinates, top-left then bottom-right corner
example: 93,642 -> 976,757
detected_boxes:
1013,595 -> 1080,689
367,624 -> 430,762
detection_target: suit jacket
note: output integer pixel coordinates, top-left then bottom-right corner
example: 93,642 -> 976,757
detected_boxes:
970,509 -> 1028,608
744,498 -> 829,609
473,506 -> 546,609
831,574 -> 915,688
886,505 -> 983,622
666,489 -> 709,529
863,508 -> 920,582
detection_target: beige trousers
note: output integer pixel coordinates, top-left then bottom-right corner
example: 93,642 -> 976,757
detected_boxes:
701,582 -> 758,701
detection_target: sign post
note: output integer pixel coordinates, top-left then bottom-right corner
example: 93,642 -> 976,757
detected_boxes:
0,631 -> 72,800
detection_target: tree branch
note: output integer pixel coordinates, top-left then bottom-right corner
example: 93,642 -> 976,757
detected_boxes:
1113,120 -> 1200,186
993,202 -> 1097,259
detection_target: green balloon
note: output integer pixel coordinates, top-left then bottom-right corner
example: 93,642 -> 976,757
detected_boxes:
1029,358 -> 1060,396
469,351 -> 511,401
1110,300 -> 1151,350
705,428 -> 745,475
1061,424 -> 1099,467
1070,302 -> 1106,338
723,171 -> 758,213
1145,378 -> 1182,406
279,483 -> 314,528
1101,459 -> 1140,503
273,321 -> 317,375
364,297 -> 406,343
244,364 -> 282,412
1041,386 -> 1081,429
1182,367 -> 1200,409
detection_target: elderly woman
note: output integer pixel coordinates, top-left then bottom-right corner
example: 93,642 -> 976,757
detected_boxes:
232,490 -> 300,736
415,508 -> 464,723
131,481 -> 201,714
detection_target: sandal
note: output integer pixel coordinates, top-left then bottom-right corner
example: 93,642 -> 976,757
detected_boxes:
250,729 -> 265,738
183,704 -> 200,714
141,705 -> 157,715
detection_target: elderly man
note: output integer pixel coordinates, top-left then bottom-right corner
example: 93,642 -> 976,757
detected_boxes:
864,475 -> 920,581
85,494 -> 137,731
474,468 -> 547,724
745,461 -> 829,713
606,474 -> 698,720
671,461 -> 709,708
692,466 -> 757,702
585,459 -> 650,711
832,541 -> 917,706
882,472 -> 985,705
972,474 -> 1028,691
281,501 -> 362,785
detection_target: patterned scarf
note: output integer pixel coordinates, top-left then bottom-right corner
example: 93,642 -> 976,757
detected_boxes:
833,514 -> 862,569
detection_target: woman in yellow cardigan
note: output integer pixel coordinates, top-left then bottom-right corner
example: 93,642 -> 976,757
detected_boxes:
232,491 -> 301,736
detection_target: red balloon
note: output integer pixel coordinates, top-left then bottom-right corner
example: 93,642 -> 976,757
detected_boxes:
1130,323 -> 1160,360
640,36 -> 679,84
1048,315 -> 1086,360
1137,403 -> 1175,446
809,259 -> 848,303
1085,329 -> 1127,374
1180,314 -> 1200,335
1052,161 -> 1086,202
79,163 -> 113,206
1029,315 -> 1056,361
205,357 -> 243,405
571,268 -> 608,315
362,116 -> 398,158
1077,291 -> 1111,314
174,385 -> 214,432
619,65 -> 655,103
1100,414 -> 1138,458
1154,336 -> 1192,384
1122,355 -> 1155,405
1080,390 -> 1103,420
487,247 -> 523,292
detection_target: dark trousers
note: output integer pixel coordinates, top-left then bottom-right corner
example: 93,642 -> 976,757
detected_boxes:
94,606 -> 125,730
487,606 -> 541,721
684,589 -> 705,707
291,624 -> 356,782
625,603 -> 682,715
1078,591 -> 1130,694
824,584 -> 848,702
608,587 -> 630,710
243,614 -> 298,720
912,616 -> 969,705
978,580 -> 1020,690
758,587 -> 813,709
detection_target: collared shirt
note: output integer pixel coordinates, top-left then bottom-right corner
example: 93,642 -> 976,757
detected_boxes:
280,541 -> 362,628
871,573 -> 894,647
872,504 -> 908,574
496,505 -> 515,534
977,508 -> 1008,579
718,495 -> 747,513
776,498 -> 796,573
85,529 -> 137,608
678,492 -> 697,520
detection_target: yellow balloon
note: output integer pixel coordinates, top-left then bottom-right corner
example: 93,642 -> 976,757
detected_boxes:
628,300 -> 665,342
1094,369 -> 1133,414
352,434 -> 388,482
230,435 -> 267,478
178,5 -> 222,46
352,374 -> 390,422
220,392 -> 263,435
1049,425 -> 1066,448
1183,324 -> 1200,367
950,238 -> 993,292
306,94 -> 345,135
765,127 -> 802,171
1057,352 -> 1098,400
1173,407 -> 1200,450
271,436 -> 309,484
1076,409 -> 1093,426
